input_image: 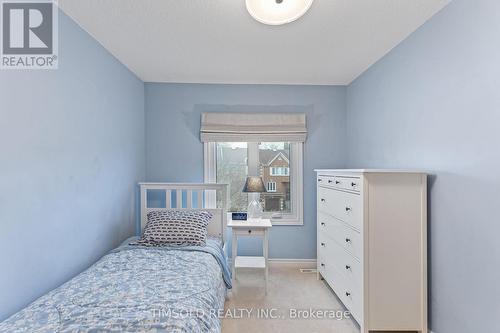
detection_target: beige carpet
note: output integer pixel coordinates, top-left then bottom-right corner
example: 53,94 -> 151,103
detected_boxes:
222,265 -> 360,333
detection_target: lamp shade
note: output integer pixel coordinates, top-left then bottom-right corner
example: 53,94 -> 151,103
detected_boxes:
242,176 -> 267,193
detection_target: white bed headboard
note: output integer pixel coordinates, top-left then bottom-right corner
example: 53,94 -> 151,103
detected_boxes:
139,183 -> 229,242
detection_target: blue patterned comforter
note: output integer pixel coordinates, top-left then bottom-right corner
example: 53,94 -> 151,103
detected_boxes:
0,237 -> 231,333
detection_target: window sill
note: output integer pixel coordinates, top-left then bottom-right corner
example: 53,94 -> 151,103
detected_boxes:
270,218 -> 303,226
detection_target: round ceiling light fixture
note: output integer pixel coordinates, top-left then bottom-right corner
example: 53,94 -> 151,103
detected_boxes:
246,0 -> 314,26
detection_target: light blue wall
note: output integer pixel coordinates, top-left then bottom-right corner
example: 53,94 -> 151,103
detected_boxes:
145,83 -> 346,259
346,1 -> 500,332
4,2 -> 495,330
0,12 -> 145,320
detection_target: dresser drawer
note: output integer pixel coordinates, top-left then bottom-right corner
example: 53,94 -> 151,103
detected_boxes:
332,176 -> 361,192
318,212 -> 362,260
338,278 -> 362,323
318,248 -> 345,298
318,239 -> 362,322
318,187 -> 363,231
317,175 -> 335,187
233,228 -> 265,236
321,268 -> 362,323
318,233 -> 362,287
318,175 -> 361,192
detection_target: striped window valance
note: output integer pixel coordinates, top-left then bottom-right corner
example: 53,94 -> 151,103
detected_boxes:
200,112 -> 307,142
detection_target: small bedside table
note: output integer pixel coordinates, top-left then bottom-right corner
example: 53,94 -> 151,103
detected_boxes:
228,218 -> 272,294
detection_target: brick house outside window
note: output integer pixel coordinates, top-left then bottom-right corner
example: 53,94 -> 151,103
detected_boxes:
259,150 -> 290,212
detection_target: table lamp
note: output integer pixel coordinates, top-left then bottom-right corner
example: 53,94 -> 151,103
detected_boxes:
242,176 -> 267,219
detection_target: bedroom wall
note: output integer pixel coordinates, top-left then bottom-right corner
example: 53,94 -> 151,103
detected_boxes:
145,83 -> 346,259
0,12 -> 145,320
346,0 -> 500,332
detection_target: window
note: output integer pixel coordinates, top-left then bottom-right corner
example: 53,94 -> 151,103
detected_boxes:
201,112 -> 306,225
270,167 -> 289,176
205,141 -> 303,225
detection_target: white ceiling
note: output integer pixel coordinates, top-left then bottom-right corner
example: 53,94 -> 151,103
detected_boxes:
59,0 -> 450,85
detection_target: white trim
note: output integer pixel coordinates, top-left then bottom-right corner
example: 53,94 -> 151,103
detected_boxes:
203,143 -> 218,208
268,258 -> 316,268
266,151 -> 290,166
231,258 -> 316,268
203,144 -> 217,184
204,142 -> 303,225
268,258 -> 316,263
265,143 -> 303,225
247,142 -> 259,176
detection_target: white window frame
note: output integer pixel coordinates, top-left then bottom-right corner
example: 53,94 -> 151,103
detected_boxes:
267,181 -> 277,192
204,142 -> 303,226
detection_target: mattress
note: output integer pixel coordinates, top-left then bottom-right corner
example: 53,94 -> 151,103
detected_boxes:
0,237 -> 231,333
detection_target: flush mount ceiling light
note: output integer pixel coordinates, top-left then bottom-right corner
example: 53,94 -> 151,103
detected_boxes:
246,0 -> 314,26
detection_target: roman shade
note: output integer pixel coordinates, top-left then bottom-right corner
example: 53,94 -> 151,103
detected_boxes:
200,112 -> 307,142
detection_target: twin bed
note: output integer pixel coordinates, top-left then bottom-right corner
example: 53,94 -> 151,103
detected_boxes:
0,183 -> 230,333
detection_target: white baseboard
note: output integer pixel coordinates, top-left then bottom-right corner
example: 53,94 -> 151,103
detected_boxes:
230,258 -> 317,268
268,258 -> 316,268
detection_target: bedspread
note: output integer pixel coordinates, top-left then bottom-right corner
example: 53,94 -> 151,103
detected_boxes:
0,237 -> 230,333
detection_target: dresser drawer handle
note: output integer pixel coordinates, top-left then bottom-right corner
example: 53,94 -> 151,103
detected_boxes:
318,179 -> 322,182
335,180 -> 341,184
351,182 -> 357,187
328,180 -> 333,183
321,198 -> 326,202
248,230 -> 252,234
345,206 -> 351,212
320,263 -> 325,267
345,265 -> 351,270
345,238 -> 351,243
345,292 -> 351,297
321,222 -> 326,226
320,242 -> 326,247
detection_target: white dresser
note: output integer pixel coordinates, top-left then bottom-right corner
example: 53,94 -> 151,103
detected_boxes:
315,169 -> 427,333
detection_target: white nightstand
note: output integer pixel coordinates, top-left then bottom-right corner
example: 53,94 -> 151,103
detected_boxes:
228,218 -> 272,294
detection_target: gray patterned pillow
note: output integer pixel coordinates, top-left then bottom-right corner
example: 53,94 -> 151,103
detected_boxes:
131,210 -> 213,247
